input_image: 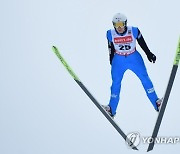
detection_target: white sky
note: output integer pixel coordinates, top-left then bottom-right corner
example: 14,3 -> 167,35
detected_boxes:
0,0 -> 180,153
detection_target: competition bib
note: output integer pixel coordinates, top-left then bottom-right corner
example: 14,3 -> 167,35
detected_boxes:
111,27 -> 136,54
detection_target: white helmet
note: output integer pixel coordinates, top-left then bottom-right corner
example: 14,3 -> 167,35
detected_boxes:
112,13 -> 127,27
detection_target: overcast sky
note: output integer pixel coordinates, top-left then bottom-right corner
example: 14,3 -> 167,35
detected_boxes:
0,0 -> 180,153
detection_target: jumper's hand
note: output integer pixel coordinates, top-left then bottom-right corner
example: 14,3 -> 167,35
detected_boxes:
147,52 -> 156,63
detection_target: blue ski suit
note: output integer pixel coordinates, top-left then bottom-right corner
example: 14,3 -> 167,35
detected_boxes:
107,26 -> 159,115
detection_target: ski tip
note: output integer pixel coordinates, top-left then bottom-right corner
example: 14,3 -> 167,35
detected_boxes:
52,46 -> 59,54
52,46 -> 57,50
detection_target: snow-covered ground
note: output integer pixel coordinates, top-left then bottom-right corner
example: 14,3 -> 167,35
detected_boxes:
0,0 -> 180,153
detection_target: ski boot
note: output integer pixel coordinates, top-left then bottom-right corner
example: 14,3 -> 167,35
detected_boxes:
101,105 -> 115,118
156,98 -> 163,112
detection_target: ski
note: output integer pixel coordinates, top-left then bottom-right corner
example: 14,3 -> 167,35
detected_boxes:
147,37 -> 180,152
52,46 -> 138,150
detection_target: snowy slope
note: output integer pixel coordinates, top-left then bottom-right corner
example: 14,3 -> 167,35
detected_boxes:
0,0 -> 180,153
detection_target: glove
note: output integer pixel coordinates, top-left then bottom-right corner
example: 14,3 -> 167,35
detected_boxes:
146,52 -> 156,63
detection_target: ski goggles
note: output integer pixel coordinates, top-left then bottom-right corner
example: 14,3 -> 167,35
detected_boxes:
113,21 -> 126,28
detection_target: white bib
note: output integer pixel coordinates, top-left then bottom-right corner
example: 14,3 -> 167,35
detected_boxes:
111,26 -> 136,54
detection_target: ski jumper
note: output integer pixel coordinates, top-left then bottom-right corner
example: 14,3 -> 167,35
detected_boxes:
107,26 -> 158,115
